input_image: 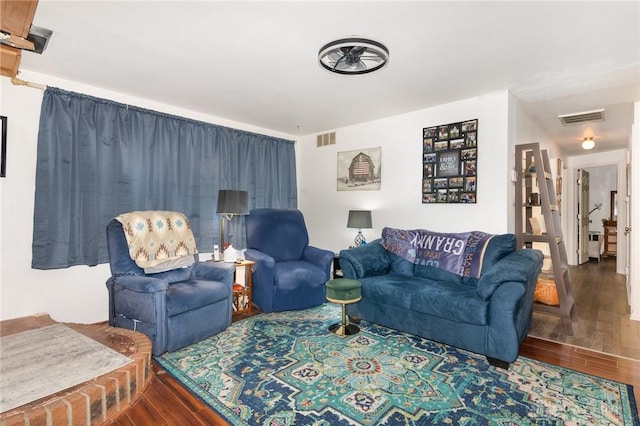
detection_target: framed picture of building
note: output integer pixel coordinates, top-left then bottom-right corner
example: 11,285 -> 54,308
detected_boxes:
337,147 -> 381,191
422,119 -> 477,203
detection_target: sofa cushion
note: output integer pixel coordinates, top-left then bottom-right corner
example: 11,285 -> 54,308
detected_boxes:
274,260 -> 327,291
360,274 -> 431,310
410,282 -> 489,325
341,242 -> 391,277
477,249 -> 543,300
414,264 -> 463,283
166,279 -> 229,316
480,234 -> 517,274
388,252 -> 415,277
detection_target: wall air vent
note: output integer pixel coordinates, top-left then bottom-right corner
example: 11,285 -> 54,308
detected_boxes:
316,131 -> 336,147
557,109 -> 605,126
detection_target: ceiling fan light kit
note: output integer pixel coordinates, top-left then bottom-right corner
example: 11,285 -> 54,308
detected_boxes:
582,137 -> 595,150
318,37 -> 389,75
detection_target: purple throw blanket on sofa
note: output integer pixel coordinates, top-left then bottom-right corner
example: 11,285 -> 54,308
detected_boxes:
382,227 -> 494,278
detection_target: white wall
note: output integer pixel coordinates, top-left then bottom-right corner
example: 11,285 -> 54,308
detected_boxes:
297,91 -> 511,253
0,70 -> 295,323
509,95 -> 565,235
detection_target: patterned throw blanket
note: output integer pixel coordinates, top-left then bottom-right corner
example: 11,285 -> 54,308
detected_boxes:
116,211 -> 198,273
382,227 -> 494,278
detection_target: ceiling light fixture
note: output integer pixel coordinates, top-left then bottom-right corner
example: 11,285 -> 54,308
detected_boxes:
318,37 -> 389,75
582,137 -> 595,150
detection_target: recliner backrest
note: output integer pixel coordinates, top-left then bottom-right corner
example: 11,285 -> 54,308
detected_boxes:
107,219 -> 145,276
106,219 -> 195,281
245,209 -> 310,262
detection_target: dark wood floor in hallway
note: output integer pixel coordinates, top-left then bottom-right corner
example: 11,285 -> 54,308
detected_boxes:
528,256 -> 640,360
112,260 -> 640,424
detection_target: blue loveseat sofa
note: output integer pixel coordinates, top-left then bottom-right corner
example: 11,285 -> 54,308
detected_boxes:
339,227 -> 543,368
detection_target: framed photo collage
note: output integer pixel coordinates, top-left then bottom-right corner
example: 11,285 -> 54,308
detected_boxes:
422,119 -> 477,203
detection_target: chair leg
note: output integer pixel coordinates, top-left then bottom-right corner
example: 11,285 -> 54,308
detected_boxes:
329,303 -> 360,336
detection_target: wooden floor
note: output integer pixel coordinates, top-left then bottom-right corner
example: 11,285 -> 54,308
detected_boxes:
111,263 -> 640,425
529,256 -> 640,359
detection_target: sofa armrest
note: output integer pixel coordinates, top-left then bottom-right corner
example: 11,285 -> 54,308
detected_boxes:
476,249 -> 543,300
244,248 -> 276,284
244,249 -> 275,267
192,261 -> 235,284
303,246 -> 334,275
339,242 -> 391,279
108,275 -> 169,293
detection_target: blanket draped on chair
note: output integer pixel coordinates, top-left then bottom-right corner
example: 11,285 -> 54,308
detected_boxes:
382,227 -> 494,278
115,211 -> 198,273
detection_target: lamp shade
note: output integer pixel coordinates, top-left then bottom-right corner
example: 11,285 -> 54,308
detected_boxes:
347,210 -> 372,229
582,138 -> 595,150
216,190 -> 249,215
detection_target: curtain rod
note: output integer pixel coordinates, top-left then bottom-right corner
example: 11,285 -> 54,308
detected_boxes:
11,77 -> 47,90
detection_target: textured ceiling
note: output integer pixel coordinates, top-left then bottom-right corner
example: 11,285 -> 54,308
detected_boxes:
19,1 -> 640,156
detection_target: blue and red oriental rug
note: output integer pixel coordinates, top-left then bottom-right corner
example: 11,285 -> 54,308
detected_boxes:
156,304 -> 638,425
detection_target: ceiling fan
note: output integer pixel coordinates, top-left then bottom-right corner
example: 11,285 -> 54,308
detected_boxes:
318,37 -> 389,75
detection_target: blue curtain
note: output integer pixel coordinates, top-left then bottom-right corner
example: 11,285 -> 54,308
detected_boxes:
32,87 -> 297,269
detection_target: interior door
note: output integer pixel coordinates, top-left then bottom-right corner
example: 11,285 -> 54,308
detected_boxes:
625,163 -> 632,298
577,169 -> 590,264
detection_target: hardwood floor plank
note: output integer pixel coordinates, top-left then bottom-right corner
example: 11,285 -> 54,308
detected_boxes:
120,396 -> 168,426
153,368 -> 229,425
143,375 -> 209,426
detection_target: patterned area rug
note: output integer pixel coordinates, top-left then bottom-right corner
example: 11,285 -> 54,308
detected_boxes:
156,304 -> 639,425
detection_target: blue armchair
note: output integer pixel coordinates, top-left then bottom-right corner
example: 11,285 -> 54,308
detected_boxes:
244,208 -> 334,313
106,214 -> 235,355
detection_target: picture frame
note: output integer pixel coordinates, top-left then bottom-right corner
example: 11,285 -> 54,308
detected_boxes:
337,147 -> 381,191
422,119 -> 478,203
1,116 -> 7,178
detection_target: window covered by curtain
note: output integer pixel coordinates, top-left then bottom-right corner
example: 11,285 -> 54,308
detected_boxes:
32,87 -> 297,270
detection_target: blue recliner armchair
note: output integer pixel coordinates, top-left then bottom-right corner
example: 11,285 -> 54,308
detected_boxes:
106,213 -> 235,356
244,208 -> 334,313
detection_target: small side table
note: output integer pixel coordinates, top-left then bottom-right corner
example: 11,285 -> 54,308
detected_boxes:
333,254 -> 343,279
232,260 -> 256,315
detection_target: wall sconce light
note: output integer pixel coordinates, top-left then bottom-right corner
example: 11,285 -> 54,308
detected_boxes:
216,189 -> 248,261
582,137 -> 595,150
347,210 -> 372,247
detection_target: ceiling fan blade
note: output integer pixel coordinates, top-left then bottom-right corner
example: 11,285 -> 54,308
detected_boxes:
0,31 -> 35,50
354,60 -> 368,71
359,55 -> 384,63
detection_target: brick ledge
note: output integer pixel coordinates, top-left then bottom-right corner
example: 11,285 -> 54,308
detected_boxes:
0,316 -> 153,426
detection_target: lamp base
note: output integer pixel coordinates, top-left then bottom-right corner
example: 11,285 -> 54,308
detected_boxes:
354,230 -> 366,247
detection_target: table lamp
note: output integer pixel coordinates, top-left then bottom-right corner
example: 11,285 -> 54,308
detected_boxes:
347,210 -> 372,247
216,189 -> 249,261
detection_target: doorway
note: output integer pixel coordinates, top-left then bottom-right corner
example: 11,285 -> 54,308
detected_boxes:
582,165 -> 617,263
565,151 -> 627,276
577,169 -> 590,264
